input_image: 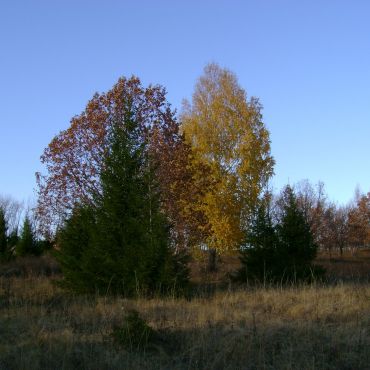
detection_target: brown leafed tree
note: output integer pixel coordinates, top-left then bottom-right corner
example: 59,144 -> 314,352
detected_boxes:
294,180 -> 328,249
319,204 -> 349,258
347,192 -> 370,250
290,181 -> 351,256
149,112 -> 211,251
37,76 -> 208,246
36,77 -> 166,232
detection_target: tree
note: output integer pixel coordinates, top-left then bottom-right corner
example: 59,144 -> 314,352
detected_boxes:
0,207 -> 8,261
236,201 -> 279,283
54,206 -> 95,292
7,229 -> 19,251
294,180 -> 327,249
149,114 -> 211,252
37,77 -> 179,235
332,205 -> 349,256
56,104 -> 189,296
16,216 -> 37,256
237,187 -> 322,284
0,194 -> 23,237
347,192 -> 370,251
181,63 -> 274,259
275,186 -> 320,282
37,76 -> 207,255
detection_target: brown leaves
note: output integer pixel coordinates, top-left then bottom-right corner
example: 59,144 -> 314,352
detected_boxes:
37,76 -> 174,235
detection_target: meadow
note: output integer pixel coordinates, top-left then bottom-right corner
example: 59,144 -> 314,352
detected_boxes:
0,252 -> 369,370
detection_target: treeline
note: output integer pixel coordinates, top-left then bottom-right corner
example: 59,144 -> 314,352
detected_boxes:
0,196 -> 51,261
236,182 -> 370,284
290,180 -> 370,256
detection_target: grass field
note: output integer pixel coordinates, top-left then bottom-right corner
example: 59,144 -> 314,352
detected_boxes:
0,252 -> 369,370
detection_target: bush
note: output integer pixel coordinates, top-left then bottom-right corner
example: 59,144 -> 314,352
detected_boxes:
111,310 -> 154,351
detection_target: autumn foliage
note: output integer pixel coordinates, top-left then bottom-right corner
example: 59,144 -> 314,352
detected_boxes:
34,63 -> 370,292
181,64 -> 274,254
36,77 -> 207,249
37,66 -> 276,261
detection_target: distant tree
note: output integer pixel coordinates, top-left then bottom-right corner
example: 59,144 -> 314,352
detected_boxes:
284,180 -> 351,257
347,192 -> 370,251
16,216 -> 37,256
56,105 -> 189,296
7,228 -> 18,249
319,204 -> 337,258
236,201 -> 278,283
0,195 -> 23,237
294,180 -> 327,250
237,186 -> 322,284
0,207 -> 8,261
275,186 -> 320,282
181,63 -> 274,267
332,205 -> 349,256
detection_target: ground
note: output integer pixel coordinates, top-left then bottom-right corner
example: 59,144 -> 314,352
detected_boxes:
0,251 -> 369,370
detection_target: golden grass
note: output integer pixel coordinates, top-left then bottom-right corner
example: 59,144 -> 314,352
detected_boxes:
1,274 -> 369,369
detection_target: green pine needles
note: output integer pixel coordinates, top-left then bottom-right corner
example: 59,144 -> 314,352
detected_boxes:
16,216 -> 37,257
55,105 -> 189,296
237,186 -> 324,284
0,208 -> 9,261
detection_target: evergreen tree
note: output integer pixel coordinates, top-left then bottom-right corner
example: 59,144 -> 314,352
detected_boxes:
236,203 -> 278,283
275,186 -> 320,282
7,228 -> 19,250
16,216 -> 36,256
56,106 -> 189,296
55,206 -> 96,292
0,208 -> 8,261
237,186 -> 323,284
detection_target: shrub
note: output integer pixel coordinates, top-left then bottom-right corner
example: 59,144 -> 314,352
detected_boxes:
111,310 -> 154,351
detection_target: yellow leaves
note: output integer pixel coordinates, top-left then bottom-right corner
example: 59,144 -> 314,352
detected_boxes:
181,63 -> 274,254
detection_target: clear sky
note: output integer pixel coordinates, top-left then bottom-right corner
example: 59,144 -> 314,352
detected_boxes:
1,0 -> 369,205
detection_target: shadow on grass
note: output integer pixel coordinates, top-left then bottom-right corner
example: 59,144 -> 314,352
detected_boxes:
0,319 -> 368,370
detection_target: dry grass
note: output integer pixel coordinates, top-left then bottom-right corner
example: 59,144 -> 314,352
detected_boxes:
0,272 -> 369,369
316,249 -> 370,282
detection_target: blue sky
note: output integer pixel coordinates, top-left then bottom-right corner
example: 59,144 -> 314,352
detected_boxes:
0,0 -> 369,205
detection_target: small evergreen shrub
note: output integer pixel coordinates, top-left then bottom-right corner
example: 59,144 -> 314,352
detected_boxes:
111,310 -> 154,351
16,217 -> 36,257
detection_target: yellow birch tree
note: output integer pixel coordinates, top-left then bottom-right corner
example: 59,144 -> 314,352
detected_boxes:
181,63 -> 274,257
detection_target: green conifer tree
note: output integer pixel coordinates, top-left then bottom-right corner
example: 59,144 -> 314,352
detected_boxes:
16,216 -> 36,256
237,186 -> 323,284
55,206 -> 95,292
7,228 -> 19,250
0,208 -> 8,261
236,202 -> 278,283
56,105 -> 189,296
275,186 -> 319,282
